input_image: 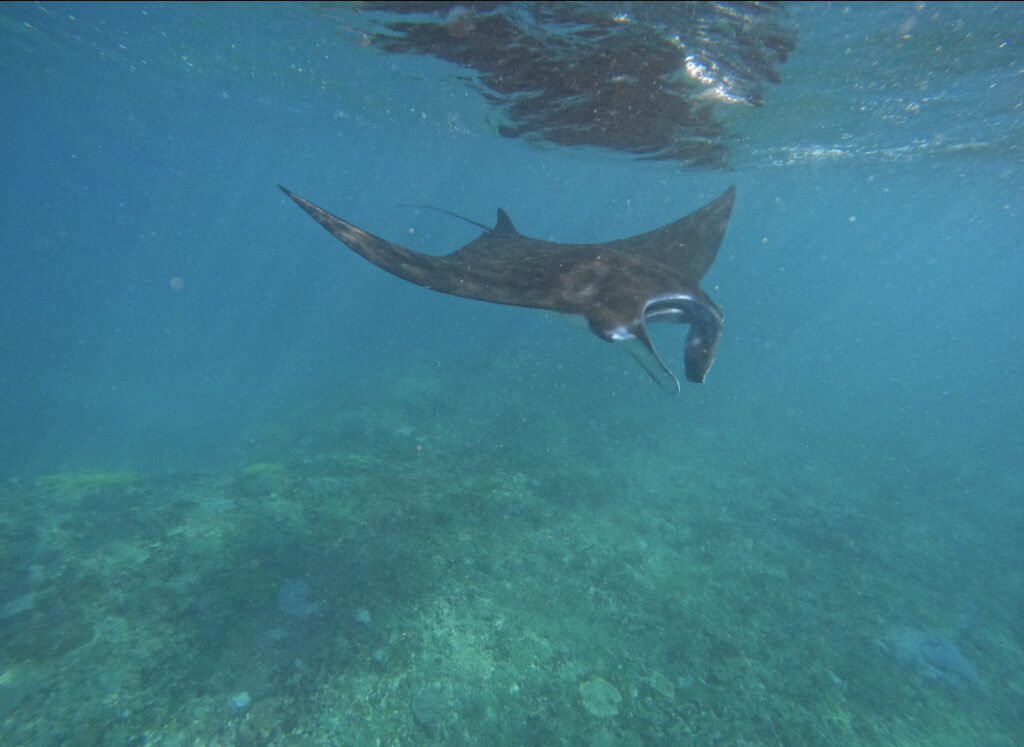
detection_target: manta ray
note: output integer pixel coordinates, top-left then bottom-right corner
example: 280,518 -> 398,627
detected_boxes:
279,185 -> 735,394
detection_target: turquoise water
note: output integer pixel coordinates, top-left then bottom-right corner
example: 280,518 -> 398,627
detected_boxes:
1,2 -> 1021,744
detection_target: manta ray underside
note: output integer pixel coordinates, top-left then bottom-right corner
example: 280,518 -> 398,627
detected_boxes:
279,185 -> 736,394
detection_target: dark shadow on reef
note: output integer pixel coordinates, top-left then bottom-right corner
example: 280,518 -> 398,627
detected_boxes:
342,1 -> 796,168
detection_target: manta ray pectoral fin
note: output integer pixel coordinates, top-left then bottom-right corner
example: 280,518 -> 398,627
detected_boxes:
279,184 -> 455,290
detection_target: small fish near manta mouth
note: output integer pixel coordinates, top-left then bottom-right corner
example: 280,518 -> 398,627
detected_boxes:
279,185 -> 736,394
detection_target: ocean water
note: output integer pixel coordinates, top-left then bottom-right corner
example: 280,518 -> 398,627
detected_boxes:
1,2 -> 1021,745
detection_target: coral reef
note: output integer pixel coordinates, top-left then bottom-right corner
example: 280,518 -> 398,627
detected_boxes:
0,393 -> 1018,745
885,626 -> 980,688
580,677 -> 622,717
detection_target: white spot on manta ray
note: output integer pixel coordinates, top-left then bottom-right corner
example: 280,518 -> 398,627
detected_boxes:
607,326 -> 638,341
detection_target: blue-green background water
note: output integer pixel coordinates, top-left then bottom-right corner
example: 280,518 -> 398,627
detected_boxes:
1,2 -> 1022,745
